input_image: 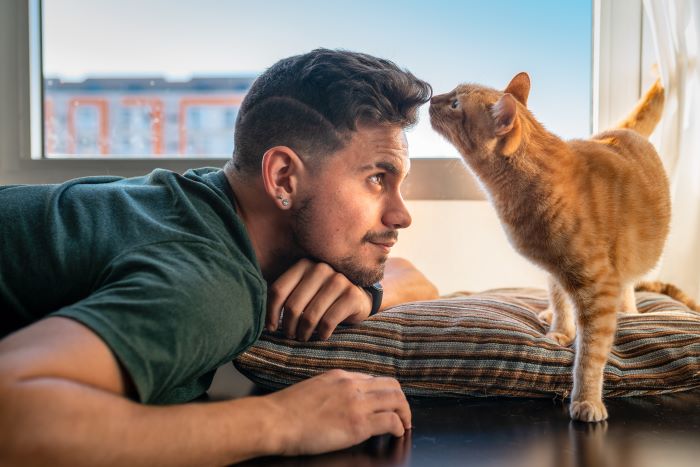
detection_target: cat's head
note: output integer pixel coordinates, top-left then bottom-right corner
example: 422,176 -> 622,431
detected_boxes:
429,72 -> 531,162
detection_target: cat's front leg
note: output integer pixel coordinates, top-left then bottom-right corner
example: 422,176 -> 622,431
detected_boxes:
568,279 -> 620,422
539,275 -> 576,346
620,283 -> 639,313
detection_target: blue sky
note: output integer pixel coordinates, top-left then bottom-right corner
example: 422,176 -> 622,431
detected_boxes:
43,0 -> 592,157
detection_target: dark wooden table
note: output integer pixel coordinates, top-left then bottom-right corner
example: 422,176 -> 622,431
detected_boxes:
210,364 -> 700,467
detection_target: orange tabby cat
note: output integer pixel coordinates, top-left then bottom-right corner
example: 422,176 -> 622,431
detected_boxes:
430,74 -> 670,422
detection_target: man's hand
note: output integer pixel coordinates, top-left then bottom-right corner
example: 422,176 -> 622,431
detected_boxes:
263,369 -> 411,456
266,259 -> 372,341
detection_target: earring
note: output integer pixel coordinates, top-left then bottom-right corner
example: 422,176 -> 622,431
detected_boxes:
276,195 -> 290,207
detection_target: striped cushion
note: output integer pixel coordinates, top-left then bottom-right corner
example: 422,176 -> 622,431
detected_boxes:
234,289 -> 700,397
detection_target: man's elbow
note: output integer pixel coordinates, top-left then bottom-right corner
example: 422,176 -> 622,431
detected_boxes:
385,257 -> 440,302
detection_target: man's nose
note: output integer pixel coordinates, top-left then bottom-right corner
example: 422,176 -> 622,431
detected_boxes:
384,195 -> 412,230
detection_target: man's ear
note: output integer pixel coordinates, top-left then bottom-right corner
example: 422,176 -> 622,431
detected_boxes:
504,72 -> 530,106
260,146 -> 304,209
492,93 -> 518,136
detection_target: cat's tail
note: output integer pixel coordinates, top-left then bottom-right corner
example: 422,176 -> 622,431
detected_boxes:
616,79 -> 665,138
635,281 -> 700,311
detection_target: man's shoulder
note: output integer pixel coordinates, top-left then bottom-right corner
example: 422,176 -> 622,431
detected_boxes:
109,240 -> 263,287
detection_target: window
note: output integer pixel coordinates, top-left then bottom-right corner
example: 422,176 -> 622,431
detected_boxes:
41,0 -> 592,159
4,0 -> 645,196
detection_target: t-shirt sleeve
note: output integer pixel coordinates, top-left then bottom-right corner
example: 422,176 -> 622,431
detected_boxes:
51,241 -> 266,404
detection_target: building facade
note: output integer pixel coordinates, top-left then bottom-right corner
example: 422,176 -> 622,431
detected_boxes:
44,76 -> 255,157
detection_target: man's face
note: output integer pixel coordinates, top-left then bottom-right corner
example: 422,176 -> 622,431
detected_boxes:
290,124 -> 412,286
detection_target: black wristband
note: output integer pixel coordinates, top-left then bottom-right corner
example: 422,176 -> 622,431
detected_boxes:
364,282 -> 383,316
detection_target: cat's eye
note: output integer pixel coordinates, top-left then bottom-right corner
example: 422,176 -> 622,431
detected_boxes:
451,99 -> 460,109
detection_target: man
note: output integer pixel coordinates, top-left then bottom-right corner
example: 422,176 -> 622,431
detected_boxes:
0,49 -> 437,464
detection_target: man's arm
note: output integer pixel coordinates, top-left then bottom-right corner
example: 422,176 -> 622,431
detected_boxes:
380,257 -> 439,310
0,317 -> 410,466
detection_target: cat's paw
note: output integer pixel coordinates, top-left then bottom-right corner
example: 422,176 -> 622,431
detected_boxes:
538,309 -> 553,324
569,399 -> 608,422
546,331 -> 575,347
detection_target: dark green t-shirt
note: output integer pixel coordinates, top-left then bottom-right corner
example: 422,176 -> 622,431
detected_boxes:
0,168 -> 267,404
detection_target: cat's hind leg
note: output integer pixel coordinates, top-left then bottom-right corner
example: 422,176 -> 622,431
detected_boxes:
539,275 -> 576,346
568,275 -> 621,422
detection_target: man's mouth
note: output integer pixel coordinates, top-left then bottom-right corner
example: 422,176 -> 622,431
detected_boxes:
369,241 -> 395,253
364,230 -> 398,254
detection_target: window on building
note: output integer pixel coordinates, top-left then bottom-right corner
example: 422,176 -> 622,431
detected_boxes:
41,0 -> 592,158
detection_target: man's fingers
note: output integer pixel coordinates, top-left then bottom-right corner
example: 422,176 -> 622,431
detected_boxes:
305,284 -> 372,340
334,372 -> 411,433
323,369 -> 374,381
365,389 -> 412,430
315,294 -> 356,340
357,377 -> 412,429
266,260 -> 372,340
356,375 -> 404,390
281,264 -> 336,338
296,276 -> 349,341
367,412 -> 406,438
266,260 -> 309,331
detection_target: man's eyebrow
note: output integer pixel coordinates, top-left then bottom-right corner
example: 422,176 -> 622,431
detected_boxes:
359,162 -> 401,175
377,161 -> 401,175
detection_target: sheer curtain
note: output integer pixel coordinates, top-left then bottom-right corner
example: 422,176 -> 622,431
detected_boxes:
643,0 -> 700,301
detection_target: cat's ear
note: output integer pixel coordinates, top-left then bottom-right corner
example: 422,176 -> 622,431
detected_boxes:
492,93 -> 518,136
504,72 -> 530,106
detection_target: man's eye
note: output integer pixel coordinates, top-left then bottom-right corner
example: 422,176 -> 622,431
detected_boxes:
369,174 -> 385,185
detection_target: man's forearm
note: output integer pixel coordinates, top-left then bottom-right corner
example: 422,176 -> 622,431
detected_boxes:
381,257 -> 439,310
0,378 -> 281,466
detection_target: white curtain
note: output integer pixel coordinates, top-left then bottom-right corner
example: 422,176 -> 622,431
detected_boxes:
644,0 -> 700,301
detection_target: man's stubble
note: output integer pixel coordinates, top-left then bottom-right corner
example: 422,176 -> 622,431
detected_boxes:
290,196 -> 387,287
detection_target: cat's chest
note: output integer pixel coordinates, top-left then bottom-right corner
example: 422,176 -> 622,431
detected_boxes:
491,192 -> 558,258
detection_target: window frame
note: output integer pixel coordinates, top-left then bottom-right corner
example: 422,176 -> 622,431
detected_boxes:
1,0 -> 643,199
592,0 -> 646,134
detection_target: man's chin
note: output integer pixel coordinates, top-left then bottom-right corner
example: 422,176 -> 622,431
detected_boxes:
335,258 -> 385,287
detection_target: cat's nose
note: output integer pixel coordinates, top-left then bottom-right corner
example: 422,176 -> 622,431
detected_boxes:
431,94 -> 449,104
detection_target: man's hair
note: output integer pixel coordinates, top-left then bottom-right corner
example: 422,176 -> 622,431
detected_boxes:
230,48 -> 432,175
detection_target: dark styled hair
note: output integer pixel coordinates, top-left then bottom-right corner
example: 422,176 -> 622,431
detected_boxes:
230,48 -> 432,175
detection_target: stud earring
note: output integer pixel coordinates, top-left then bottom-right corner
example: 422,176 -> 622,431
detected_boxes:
276,195 -> 290,207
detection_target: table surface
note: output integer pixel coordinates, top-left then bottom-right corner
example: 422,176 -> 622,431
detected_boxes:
210,364 -> 700,467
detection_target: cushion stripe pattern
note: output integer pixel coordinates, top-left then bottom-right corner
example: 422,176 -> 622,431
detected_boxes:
234,289 -> 700,398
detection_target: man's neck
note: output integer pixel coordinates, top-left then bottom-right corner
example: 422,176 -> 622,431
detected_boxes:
222,166 -> 297,282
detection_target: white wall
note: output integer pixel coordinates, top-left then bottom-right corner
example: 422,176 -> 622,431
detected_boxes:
392,201 -> 548,295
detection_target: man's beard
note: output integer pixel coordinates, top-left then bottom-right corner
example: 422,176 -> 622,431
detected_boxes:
290,196 -> 394,287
